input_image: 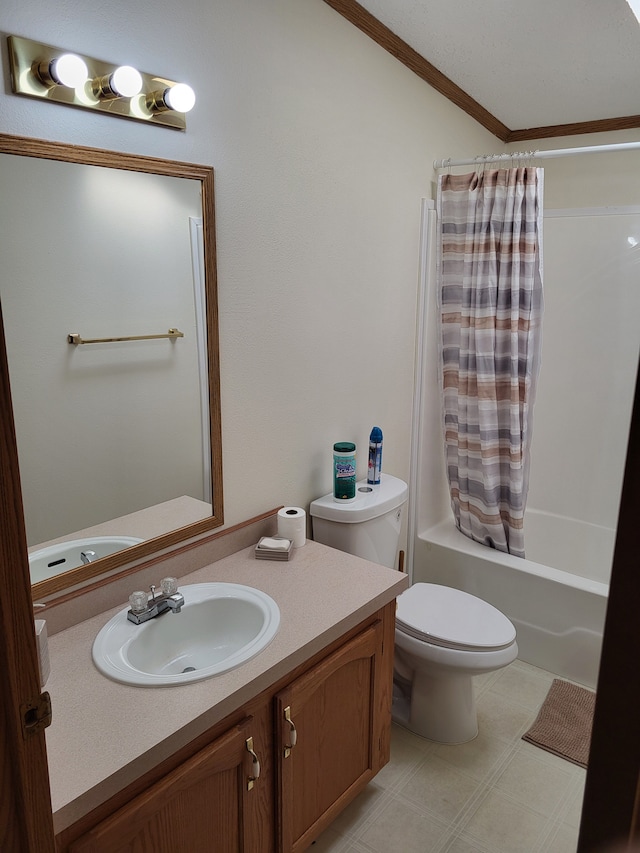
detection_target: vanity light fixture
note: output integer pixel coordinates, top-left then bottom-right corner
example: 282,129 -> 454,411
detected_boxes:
34,52 -> 89,89
92,65 -> 143,100
146,82 -> 196,115
7,35 -> 195,130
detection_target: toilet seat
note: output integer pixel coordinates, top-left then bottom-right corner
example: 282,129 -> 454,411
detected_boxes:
396,583 -> 516,652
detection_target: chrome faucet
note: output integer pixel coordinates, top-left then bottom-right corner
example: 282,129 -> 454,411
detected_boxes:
127,577 -> 185,624
80,550 -> 97,564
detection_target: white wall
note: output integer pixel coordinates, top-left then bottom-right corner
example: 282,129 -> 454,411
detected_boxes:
0,0 -> 501,540
520,129 -> 640,209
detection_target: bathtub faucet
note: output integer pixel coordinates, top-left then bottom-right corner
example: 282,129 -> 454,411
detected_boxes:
126,577 -> 184,624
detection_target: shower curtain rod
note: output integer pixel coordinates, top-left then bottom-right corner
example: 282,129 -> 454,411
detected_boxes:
433,140 -> 640,170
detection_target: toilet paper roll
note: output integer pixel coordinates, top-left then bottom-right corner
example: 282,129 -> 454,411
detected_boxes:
277,507 -> 306,548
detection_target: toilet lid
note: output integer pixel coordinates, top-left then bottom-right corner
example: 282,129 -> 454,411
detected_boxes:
396,583 -> 516,651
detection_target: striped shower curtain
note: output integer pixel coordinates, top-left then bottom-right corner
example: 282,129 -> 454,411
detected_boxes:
437,168 -> 544,557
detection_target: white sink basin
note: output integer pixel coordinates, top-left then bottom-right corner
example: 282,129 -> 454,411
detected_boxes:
92,582 -> 281,686
29,536 -> 143,583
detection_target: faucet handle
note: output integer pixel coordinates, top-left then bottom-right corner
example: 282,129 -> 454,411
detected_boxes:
129,591 -> 149,613
160,577 -> 178,595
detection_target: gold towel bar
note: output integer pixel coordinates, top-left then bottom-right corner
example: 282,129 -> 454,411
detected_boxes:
67,328 -> 184,345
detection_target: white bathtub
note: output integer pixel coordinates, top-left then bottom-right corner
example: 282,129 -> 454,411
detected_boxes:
413,510 -> 611,688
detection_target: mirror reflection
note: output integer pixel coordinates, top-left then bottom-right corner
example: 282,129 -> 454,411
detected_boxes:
0,135 -> 223,597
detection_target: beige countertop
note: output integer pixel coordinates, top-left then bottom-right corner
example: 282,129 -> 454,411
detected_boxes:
46,540 -> 408,834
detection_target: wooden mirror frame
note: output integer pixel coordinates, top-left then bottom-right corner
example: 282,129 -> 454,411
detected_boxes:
0,133 -> 224,602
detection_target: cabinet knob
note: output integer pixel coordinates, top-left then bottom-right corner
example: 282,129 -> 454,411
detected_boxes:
245,736 -> 261,791
283,705 -> 297,758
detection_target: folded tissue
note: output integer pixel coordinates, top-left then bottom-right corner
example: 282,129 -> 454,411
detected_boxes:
255,536 -> 294,561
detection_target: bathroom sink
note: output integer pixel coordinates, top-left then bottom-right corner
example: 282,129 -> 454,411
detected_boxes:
92,582 -> 281,686
29,536 -> 144,583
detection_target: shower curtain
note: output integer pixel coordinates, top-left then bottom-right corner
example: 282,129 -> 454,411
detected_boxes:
437,168 -> 544,557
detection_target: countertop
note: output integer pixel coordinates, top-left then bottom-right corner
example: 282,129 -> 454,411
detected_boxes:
45,540 -> 408,834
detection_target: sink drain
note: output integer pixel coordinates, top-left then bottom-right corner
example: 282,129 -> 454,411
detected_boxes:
182,666 -> 196,673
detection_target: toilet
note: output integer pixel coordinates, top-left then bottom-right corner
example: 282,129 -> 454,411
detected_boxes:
309,474 -> 518,744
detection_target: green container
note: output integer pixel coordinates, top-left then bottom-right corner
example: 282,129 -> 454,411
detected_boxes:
333,442 -> 356,502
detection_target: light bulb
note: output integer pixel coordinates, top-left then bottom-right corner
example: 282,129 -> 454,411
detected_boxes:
164,83 -> 196,113
110,65 -> 143,98
50,53 -> 88,88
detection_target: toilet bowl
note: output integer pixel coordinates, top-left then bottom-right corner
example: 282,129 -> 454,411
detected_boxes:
309,475 -> 518,744
394,583 -> 518,743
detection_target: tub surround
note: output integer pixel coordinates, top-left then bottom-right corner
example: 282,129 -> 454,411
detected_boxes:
29,495 -> 212,555
45,539 -> 408,834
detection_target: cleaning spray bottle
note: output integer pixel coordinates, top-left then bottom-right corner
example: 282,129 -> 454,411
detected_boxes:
367,426 -> 383,485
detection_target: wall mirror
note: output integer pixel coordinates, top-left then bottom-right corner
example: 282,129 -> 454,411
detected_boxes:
0,134 -> 223,601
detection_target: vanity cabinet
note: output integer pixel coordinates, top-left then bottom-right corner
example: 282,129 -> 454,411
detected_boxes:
67,710 -> 274,853
58,602 -> 395,853
277,620 -> 387,852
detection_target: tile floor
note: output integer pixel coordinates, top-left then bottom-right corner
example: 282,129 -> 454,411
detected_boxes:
312,660 -> 586,853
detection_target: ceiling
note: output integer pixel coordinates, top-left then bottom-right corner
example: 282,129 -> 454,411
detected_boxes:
322,0 -> 640,142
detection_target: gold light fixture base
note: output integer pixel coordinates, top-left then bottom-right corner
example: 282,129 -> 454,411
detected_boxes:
7,35 -> 190,130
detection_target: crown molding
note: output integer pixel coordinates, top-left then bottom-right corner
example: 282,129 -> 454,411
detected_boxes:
322,0 -> 640,142
321,0 -> 511,141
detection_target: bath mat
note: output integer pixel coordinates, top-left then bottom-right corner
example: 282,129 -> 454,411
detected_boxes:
522,678 -> 595,768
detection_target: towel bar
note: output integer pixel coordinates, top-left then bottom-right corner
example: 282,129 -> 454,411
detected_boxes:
67,328 -> 184,345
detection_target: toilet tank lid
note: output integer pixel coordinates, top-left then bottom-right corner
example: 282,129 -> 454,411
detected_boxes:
309,473 -> 408,523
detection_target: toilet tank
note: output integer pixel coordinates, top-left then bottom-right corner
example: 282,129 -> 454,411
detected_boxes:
309,474 -> 408,569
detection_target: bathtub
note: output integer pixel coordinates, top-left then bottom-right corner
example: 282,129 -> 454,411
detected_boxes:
413,510 -> 611,688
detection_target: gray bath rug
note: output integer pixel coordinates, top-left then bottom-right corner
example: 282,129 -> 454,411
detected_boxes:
522,678 -> 596,769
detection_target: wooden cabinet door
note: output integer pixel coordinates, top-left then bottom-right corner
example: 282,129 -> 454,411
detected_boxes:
276,620 -> 385,853
68,716 -> 270,853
